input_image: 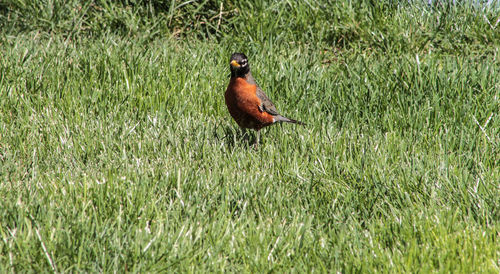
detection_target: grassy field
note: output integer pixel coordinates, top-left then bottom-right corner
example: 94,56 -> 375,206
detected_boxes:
1,0 -> 499,272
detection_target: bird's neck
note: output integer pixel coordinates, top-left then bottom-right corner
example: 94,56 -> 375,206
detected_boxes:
231,66 -> 250,78
231,72 -> 256,84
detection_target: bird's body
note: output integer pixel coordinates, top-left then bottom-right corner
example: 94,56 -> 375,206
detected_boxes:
224,53 -> 303,141
225,74 -> 275,130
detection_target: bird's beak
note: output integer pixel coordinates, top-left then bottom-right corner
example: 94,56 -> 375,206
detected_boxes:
230,60 -> 240,68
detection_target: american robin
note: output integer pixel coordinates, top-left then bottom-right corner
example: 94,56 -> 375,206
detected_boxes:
225,53 -> 304,144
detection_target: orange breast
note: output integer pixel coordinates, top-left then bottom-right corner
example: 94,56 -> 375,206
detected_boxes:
225,77 -> 274,130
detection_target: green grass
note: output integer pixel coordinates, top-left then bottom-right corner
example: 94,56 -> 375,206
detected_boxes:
1,1 -> 499,272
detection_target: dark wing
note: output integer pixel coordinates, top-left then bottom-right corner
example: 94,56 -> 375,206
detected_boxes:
256,86 -> 280,116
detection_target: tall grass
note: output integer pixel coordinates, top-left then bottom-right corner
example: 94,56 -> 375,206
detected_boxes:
2,0 -> 500,50
0,0 -> 499,272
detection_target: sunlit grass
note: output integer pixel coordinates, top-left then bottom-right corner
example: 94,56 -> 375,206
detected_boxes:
0,1 -> 499,272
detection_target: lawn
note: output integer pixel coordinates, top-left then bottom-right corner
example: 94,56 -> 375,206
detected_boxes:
0,0 -> 499,272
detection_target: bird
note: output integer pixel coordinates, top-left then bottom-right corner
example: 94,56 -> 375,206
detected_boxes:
224,52 -> 304,145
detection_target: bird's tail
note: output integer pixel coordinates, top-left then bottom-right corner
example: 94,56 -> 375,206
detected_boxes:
275,115 -> 306,125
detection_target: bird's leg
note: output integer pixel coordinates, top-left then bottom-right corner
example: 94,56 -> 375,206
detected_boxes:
253,130 -> 260,148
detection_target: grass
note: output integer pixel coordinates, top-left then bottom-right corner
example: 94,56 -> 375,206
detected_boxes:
1,0 -> 499,272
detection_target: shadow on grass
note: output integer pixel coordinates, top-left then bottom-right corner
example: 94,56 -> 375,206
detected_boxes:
213,124 -> 258,148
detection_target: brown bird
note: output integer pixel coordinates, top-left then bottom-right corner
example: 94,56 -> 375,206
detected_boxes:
224,53 -> 304,144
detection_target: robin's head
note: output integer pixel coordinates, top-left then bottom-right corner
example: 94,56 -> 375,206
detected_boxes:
229,53 -> 250,77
